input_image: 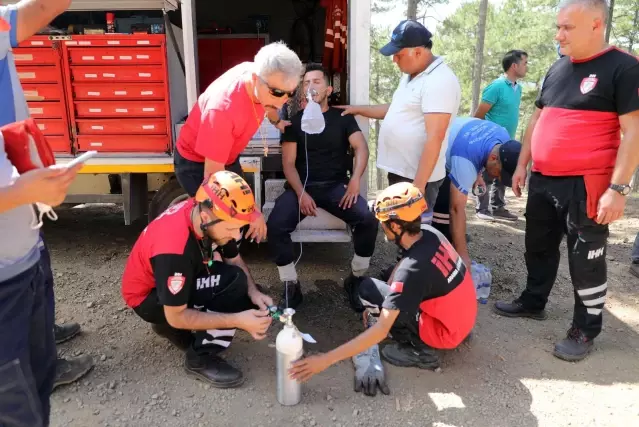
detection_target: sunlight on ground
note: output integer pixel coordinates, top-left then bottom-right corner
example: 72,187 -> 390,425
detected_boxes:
607,297 -> 639,330
521,379 -> 639,426
428,392 -> 466,411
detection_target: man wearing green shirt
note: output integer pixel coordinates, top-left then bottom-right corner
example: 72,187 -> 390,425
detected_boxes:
473,50 -> 527,221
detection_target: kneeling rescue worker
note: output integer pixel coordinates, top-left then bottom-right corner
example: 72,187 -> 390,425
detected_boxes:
290,183 -> 477,393
121,171 -> 273,388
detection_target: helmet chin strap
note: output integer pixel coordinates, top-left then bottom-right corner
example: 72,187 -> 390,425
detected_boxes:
388,221 -> 405,248
197,203 -> 223,267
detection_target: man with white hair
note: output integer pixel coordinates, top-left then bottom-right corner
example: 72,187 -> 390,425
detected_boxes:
494,0 -> 639,362
174,41 -> 304,243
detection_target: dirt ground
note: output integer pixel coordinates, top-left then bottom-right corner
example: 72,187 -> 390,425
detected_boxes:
46,191 -> 639,427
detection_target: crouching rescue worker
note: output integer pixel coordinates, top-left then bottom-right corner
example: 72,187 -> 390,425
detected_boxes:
121,171 -> 273,388
432,116 -> 521,267
290,183 -> 477,392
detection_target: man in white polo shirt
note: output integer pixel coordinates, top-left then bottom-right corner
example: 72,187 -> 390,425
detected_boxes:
339,20 -> 461,279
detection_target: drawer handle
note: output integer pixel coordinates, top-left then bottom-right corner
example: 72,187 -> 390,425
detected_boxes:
24,90 -> 39,97
18,72 -> 36,79
103,73 -> 116,78
137,55 -> 150,59
137,40 -> 150,45
90,142 -> 103,147
29,108 -> 44,115
139,73 -> 151,78
82,56 -> 95,60
107,41 -> 120,45
142,108 -> 156,112
115,91 -> 127,96
91,126 -> 104,130
65,41 -> 78,45
38,124 -> 46,130
85,74 -> 98,78
102,56 -> 115,60
115,108 -> 128,113
79,41 -> 91,46
141,91 -> 154,96
120,56 -> 132,60
89,108 -> 102,113
30,41 -> 44,46
88,91 -> 101,96
14,54 -> 33,61
142,125 -> 155,130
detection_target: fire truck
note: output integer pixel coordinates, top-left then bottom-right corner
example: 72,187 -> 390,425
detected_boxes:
12,0 -> 371,242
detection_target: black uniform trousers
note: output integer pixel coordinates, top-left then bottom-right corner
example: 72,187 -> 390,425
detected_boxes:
518,173 -> 609,339
134,263 -> 257,355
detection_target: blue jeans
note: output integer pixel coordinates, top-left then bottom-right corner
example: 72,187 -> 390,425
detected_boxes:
0,255 -> 56,427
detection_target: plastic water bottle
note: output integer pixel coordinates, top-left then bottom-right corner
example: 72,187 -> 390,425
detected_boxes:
471,261 -> 481,300
477,265 -> 492,304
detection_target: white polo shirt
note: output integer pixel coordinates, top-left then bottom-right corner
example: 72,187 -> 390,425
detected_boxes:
377,56 -> 461,182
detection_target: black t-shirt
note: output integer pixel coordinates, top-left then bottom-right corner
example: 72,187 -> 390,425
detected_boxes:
281,106 -> 361,184
121,200 -> 239,308
383,226 -> 466,315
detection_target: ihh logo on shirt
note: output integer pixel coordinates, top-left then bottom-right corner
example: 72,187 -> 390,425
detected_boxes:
197,275 -> 221,290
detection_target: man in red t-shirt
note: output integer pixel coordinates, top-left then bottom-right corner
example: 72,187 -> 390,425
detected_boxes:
289,183 -> 476,396
494,0 -> 639,362
121,171 -> 274,388
174,41 -> 303,243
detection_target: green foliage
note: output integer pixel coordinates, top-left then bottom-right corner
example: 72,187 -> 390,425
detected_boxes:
611,0 -> 639,53
434,0 -> 557,138
372,0 -> 448,20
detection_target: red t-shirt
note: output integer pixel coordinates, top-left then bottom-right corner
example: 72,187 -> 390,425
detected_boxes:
176,62 -> 265,164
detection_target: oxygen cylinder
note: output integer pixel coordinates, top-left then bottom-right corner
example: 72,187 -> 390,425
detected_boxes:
276,308 -> 303,406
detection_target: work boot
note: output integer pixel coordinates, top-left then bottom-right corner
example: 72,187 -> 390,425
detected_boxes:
54,323 -> 82,344
492,207 -> 518,221
381,342 -> 440,370
553,327 -> 594,362
493,299 -> 548,320
152,324 -> 193,350
52,355 -> 94,391
184,350 -> 244,388
343,274 -> 364,313
630,263 -> 639,279
476,209 -> 493,221
278,280 -> 303,310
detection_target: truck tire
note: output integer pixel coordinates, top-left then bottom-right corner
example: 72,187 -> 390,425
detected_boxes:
148,178 -> 189,222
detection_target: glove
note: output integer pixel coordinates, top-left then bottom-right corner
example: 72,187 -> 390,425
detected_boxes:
352,344 -> 390,397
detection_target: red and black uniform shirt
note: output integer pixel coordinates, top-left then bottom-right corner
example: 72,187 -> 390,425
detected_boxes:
532,47 -> 639,177
121,200 -> 239,309
383,226 -> 477,349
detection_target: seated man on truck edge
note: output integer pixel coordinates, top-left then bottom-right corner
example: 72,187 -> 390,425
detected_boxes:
266,63 -> 378,310
173,41 -> 304,243
288,183 -> 477,392
121,171 -> 274,388
431,117 -> 521,267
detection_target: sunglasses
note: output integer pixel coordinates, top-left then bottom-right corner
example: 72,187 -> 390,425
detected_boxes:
258,76 -> 297,98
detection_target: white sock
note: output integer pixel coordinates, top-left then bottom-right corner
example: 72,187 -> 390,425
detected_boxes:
277,263 -> 298,282
351,254 -> 371,277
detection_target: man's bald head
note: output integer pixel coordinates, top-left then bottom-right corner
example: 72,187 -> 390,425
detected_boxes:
556,0 -> 610,59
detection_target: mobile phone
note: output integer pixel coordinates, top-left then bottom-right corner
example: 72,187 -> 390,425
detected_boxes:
64,151 -> 98,168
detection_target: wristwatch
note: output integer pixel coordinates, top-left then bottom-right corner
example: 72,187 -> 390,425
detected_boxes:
609,183 -> 631,196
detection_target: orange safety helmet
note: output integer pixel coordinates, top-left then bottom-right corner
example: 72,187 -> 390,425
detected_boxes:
195,170 -> 259,225
373,182 -> 427,223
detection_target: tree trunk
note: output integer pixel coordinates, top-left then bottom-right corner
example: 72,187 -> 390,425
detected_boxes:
605,0 -> 615,43
470,0 -> 489,115
628,7 -> 639,52
407,0 -> 419,20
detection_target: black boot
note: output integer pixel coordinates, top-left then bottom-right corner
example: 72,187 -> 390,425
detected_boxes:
381,342 -> 440,370
278,280 -> 303,310
343,274 -> 364,312
492,299 -> 548,320
152,324 -> 193,350
53,355 -> 94,391
184,350 -> 244,388
54,323 -> 81,344
553,327 -> 594,362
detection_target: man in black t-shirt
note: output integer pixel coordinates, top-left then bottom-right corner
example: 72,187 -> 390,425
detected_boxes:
122,171 -> 274,388
267,64 -> 378,309
289,183 -> 477,396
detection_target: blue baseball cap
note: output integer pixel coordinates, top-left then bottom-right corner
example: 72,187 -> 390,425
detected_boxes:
498,140 -> 521,187
380,20 -> 433,56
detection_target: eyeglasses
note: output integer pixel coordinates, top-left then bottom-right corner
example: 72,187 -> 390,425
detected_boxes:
258,76 -> 297,98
